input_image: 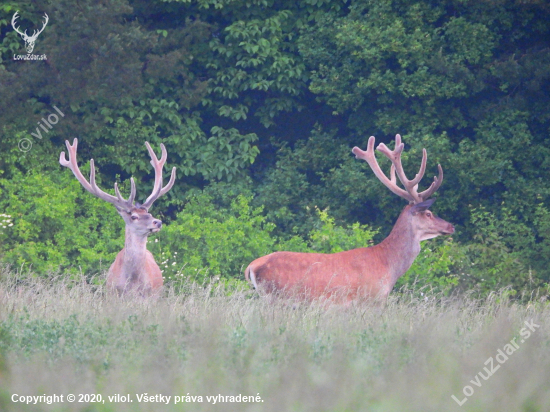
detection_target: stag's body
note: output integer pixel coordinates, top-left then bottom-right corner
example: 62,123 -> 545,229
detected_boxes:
60,139 -> 175,296
106,209 -> 164,294
245,135 -> 454,300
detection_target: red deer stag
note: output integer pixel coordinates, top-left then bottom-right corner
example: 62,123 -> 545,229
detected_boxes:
60,138 -> 176,296
245,134 -> 454,300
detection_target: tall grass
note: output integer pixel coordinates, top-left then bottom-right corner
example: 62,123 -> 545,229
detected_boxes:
0,267 -> 549,411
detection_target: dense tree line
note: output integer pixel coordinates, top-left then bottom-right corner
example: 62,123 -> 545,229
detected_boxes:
0,0 -> 549,296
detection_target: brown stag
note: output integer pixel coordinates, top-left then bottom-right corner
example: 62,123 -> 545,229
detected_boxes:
245,134 -> 454,300
60,138 -> 176,296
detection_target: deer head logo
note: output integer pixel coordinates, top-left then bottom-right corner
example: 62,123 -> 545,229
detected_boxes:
12,11 -> 49,54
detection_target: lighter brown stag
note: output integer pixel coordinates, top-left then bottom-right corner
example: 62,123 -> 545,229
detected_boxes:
245,134 -> 454,300
60,139 -> 176,296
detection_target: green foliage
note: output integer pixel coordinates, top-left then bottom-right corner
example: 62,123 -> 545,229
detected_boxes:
307,207 -> 377,253
192,126 -> 259,181
0,127 -> 60,180
159,194 -> 276,283
454,205 -> 542,294
256,128 -> 377,238
209,9 -> 307,127
396,238 -> 460,295
534,203 -> 550,271
0,2 -> 24,63
0,169 -> 125,276
0,0 -> 262,201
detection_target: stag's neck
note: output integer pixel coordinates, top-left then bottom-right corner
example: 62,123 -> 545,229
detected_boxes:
377,208 -> 421,284
121,229 -> 149,279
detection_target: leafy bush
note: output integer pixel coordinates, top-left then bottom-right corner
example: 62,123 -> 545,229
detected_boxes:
158,194 -> 277,284
452,205 -> 545,295
396,238 -> 461,295
0,169 -> 125,277
306,207 -> 377,253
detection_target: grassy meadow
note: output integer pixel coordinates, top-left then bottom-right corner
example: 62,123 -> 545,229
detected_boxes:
0,267 -> 549,412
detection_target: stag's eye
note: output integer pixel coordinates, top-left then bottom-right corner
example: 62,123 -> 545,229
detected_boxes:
131,215 -> 139,221
426,212 -> 432,217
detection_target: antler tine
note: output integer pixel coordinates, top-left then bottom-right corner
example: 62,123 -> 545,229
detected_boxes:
159,167 -> 177,197
60,138 -> 135,212
376,134 -> 426,204
352,136 -> 415,202
418,164 -> 443,201
31,13 -> 48,38
40,13 -> 48,31
353,134 -> 443,204
88,158 -> 135,211
60,138 -> 94,193
11,12 -> 25,36
114,178 -> 136,206
141,142 -> 177,210
414,149 -> 428,187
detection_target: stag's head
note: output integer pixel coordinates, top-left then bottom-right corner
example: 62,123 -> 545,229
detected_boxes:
353,134 -> 454,241
117,206 -> 163,238
59,139 -> 176,240
12,11 -> 49,54
406,199 -> 454,240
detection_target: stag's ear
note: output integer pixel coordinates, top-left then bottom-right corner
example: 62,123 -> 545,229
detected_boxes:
115,205 -> 132,215
410,198 -> 435,215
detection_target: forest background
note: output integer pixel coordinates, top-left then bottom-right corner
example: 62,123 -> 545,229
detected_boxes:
0,0 -> 549,297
